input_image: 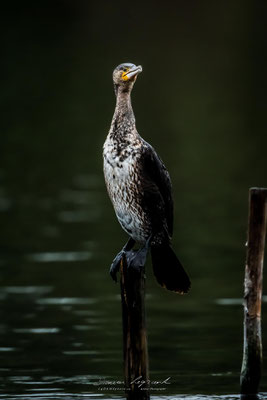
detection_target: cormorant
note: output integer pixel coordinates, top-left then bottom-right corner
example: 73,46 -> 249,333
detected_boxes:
103,62 -> 190,294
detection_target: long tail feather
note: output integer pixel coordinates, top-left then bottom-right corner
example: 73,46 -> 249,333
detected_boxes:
151,244 -> 191,294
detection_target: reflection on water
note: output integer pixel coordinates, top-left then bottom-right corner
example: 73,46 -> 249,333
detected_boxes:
27,252 -> 92,263
36,298 -> 97,305
1,281 -> 266,398
13,328 -> 61,334
216,298 -> 267,306
0,348 -> 17,352
1,1 -> 267,399
1,286 -> 53,295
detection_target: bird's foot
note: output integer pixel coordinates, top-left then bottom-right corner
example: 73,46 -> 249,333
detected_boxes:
127,248 -> 148,271
109,238 -> 136,282
127,235 -> 152,271
110,250 -> 124,282
110,249 -> 142,281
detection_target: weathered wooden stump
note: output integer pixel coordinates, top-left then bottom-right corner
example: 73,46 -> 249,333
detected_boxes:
120,255 -> 150,400
240,188 -> 267,397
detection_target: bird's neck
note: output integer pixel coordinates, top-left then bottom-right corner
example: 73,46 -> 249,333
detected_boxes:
109,89 -> 137,140
115,89 -> 133,114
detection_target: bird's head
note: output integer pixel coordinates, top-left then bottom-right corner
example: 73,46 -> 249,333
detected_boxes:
113,63 -> 142,95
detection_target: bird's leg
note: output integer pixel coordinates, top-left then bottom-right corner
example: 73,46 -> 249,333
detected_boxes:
109,237 -> 136,282
128,235 -> 152,271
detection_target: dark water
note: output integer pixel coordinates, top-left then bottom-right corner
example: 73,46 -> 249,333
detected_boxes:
1,1 -> 267,399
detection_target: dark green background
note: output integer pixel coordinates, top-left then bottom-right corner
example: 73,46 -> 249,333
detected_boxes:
0,1 -> 266,398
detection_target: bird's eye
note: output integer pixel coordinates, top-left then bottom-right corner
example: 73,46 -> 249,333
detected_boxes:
118,65 -> 129,72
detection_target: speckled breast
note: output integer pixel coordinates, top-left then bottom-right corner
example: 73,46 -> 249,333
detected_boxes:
103,140 -> 151,243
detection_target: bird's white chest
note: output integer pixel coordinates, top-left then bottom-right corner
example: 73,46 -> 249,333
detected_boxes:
103,141 -> 138,192
103,137 -> 150,243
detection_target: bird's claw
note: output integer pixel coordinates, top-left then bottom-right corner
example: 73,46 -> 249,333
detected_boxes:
109,250 -> 125,282
127,235 -> 151,271
127,247 -> 147,271
109,236 -> 150,280
110,248 -> 143,280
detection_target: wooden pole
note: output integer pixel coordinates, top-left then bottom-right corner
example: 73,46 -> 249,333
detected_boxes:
240,187 -> 267,396
120,255 -> 150,400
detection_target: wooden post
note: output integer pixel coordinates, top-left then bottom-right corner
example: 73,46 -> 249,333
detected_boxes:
120,255 -> 150,400
240,188 -> 267,396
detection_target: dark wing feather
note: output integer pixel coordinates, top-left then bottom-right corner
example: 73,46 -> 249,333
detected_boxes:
140,141 -> 173,237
